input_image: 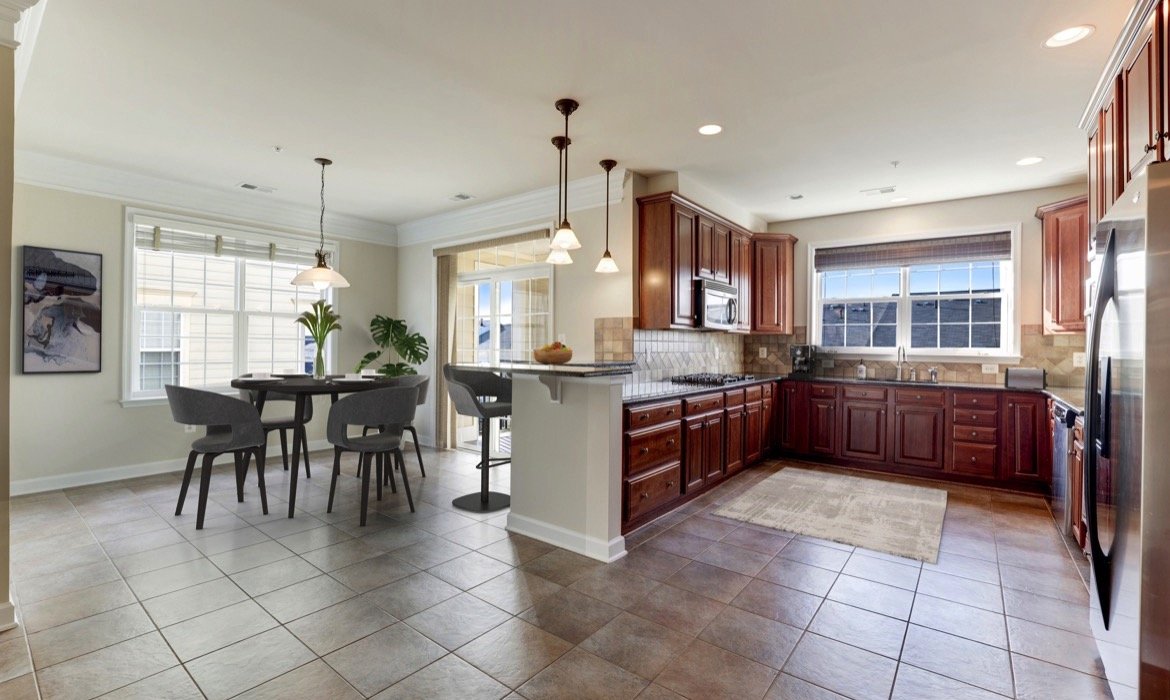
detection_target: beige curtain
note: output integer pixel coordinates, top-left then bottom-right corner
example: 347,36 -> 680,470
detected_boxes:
434,254 -> 457,449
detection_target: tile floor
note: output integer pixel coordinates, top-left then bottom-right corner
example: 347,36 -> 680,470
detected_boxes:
0,447 -> 1114,699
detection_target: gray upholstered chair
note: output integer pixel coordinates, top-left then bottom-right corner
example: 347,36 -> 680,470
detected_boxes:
359,375 -> 430,479
239,384 -> 313,478
165,385 -> 268,529
326,385 -> 419,525
443,364 -> 511,512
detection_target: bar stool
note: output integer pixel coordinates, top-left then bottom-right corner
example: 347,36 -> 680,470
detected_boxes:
443,364 -> 511,512
240,384 -> 312,478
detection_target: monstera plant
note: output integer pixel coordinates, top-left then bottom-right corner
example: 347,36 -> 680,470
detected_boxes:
355,315 -> 429,377
295,300 -> 341,379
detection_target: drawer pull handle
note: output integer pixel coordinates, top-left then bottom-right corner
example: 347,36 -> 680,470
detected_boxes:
667,481 -> 675,487
640,492 -> 649,500
639,415 -> 648,421
666,409 -> 675,416
971,456 -> 977,463
639,448 -> 649,455
971,431 -> 978,437
916,394 -> 922,399
971,399 -> 977,403
667,439 -> 676,446
972,415 -> 977,420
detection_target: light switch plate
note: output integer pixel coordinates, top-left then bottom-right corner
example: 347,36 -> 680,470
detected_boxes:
184,424 -> 197,433
758,346 -> 768,359
822,359 -> 835,368
981,363 -> 998,374
1073,352 -> 1086,368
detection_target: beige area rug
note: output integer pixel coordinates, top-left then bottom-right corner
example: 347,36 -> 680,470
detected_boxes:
714,467 -> 948,563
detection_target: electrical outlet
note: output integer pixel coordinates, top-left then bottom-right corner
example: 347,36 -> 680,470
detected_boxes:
1073,352 -> 1086,368
822,359 -> 835,369
184,424 -> 197,433
758,346 -> 768,359
981,364 -> 998,374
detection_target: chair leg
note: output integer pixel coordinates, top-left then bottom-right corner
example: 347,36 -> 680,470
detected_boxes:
254,445 -> 268,515
234,452 -> 246,503
375,452 -> 383,501
327,447 -> 343,513
279,429 -> 289,471
384,450 -> 398,494
196,453 -> 216,529
299,425 -> 311,479
359,452 -> 372,526
176,451 -> 197,516
396,450 -> 415,513
480,418 -> 491,504
407,425 -> 426,477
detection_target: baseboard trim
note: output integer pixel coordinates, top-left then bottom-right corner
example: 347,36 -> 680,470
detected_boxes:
506,513 -> 626,563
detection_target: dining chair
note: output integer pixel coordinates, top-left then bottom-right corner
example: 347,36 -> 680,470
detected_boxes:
327,385 -> 419,525
443,364 -> 511,512
165,385 -> 268,529
358,374 -> 430,477
240,383 -> 313,478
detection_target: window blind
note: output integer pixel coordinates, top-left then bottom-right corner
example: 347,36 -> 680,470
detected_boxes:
133,224 -> 323,266
814,232 -> 1012,271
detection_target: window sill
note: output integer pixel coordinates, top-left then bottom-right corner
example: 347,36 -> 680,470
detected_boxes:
817,349 -> 1023,365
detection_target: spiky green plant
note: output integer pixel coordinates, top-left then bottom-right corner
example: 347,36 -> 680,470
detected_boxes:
354,315 -> 429,377
295,300 -> 341,378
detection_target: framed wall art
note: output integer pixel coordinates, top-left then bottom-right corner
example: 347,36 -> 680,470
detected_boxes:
22,245 -> 102,373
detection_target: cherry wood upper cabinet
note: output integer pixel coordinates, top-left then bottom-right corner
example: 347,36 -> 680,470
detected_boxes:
1103,82 -> 1121,212
1036,196 -> 1089,334
696,215 -> 716,281
697,217 -> 731,283
1088,122 -> 1102,239
752,233 -> 797,334
730,230 -> 753,333
637,193 -> 697,329
1123,24 -> 1160,181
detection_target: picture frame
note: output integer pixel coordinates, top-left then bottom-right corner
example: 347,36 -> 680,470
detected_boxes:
22,245 -> 103,374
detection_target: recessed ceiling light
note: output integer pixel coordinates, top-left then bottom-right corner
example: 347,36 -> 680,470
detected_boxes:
1045,25 -> 1095,48
698,124 -> 723,136
1016,156 -> 1044,166
789,194 -> 804,200
890,197 -> 908,203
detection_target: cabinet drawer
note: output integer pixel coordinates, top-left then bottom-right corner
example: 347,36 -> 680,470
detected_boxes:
625,400 -> 682,429
951,442 -> 998,477
809,383 -> 838,399
843,385 -> 887,402
894,388 -> 946,406
952,409 -> 998,427
626,463 -> 683,521
953,425 -> 997,444
685,393 -> 725,415
724,389 -> 745,407
952,392 -> 998,410
762,383 -> 773,398
626,423 -> 682,476
745,385 -> 763,402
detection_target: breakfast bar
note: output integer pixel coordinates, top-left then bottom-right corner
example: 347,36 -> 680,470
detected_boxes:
450,362 -> 634,562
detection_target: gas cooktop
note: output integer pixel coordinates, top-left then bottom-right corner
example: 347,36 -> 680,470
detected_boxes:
670,373 -> 756,386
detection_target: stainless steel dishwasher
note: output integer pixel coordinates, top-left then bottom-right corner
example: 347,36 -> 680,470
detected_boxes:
1049,401 -> 1079,535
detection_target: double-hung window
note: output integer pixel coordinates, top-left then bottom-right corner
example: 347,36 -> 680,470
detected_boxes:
811,229 -> 1018,359
125,212 -> 333,401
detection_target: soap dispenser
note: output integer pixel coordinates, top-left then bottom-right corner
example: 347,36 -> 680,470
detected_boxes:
856,360 -> 867,380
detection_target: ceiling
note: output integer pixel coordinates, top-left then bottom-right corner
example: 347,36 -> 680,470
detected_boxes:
16,0 -> 1130,237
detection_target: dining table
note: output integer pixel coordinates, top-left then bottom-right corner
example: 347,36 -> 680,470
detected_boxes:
230,374 -> 393,518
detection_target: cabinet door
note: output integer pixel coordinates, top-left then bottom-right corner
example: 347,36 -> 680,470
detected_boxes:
1124,29 -> 1158,180
712,222 -> 731,283
808,396 -> 837,456
1001,393 -> 1050,482
762,389 -> 775,453
745,401 -> 763,464
1088,124 -> 1101,238
683,415 -> 705,491
1071,428 -> 1086,547
672,206 -> 697,326
725,407 -> 744,475
730,231 -> 752,332
1102,83 -> 1120,210
779,382 -> 808,453
696,215 -> 716,281
839,400 -> 886,463
752,236 -> 795,333
893,405 -> 944,470
1041,199 -> 1089,333
704,412 -> 725,482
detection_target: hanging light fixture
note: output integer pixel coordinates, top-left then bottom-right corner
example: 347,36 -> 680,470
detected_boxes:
545,135 -> 573,264
549,98 -> 581,251
292,157 -> 350,290
595,159 -> 619,273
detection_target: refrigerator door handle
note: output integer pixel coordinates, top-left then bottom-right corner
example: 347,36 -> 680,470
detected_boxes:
1085,227 -> 1117,626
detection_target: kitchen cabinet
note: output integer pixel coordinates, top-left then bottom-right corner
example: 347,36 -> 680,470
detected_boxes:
1102,82 -> 1121,212
839,386 -> 888,463
744,385 -> 764,464
1001,392 -> 1050,483
752,233 -> 797,334
683,415 -> 705,491
892,388 -> 946,470
697,216 -> 731,283
1072,416 -> 1086,548
778,380 -> 807,453
724,390 -> 745,476
703,411 -> 725,482
949,391 -> 999,478
1088,122 -> 1101,237
1036,196 -> 1089,334
761,382 -> 776,454
1124,23 -> 1160,181
637,193 -> 697,329
807,384 -> 838,456
730,230 -> 753,333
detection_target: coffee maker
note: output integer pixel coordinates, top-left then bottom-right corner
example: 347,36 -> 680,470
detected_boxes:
789,345 -> 816,376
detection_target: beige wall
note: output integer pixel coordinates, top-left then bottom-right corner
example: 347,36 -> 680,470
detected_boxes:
10,183 -> 397,490
768,183 -> 1086,329
397,174 -> 638,446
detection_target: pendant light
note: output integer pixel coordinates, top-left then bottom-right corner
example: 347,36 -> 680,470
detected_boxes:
546,135 -> 573,265
595,159 -> 619,274
549,98 -> 581,251
291,157 -> 350,290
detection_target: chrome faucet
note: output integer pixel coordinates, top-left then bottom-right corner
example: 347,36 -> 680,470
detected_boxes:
929,366 -> 939,383
896,346 -> 906,381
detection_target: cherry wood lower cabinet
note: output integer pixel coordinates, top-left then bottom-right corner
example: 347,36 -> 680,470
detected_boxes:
1001,392 -> 1050,483
1072,416 -> 1087,549
778,381 -> 808,453
807,396 -> 838,456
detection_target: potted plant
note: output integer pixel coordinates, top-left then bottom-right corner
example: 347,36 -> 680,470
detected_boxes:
355,315 -> 429,376
295,300 -> 341,379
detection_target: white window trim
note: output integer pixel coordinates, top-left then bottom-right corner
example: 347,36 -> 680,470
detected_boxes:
121,208 -> 342,406
456,261 -> 556,363
806,223 -> 1023,363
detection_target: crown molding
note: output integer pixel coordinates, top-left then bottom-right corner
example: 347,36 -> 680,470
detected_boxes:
14,0 -> 44,104
15,149 -> 398,245
396,167 -> 627,247
0,0 -> 39,49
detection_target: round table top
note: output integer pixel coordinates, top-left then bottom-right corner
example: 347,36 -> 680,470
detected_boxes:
230,375 -> 396,395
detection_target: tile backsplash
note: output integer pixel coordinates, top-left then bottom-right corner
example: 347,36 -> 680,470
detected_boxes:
595,318 -> 743,381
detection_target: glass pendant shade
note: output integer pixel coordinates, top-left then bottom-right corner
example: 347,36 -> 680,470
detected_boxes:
550,221 -> 581,250
594,250 -> 619,273
292,157 -> 349,290
546,247 -> 573,265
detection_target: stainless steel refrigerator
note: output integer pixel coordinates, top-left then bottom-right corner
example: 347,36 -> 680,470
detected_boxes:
1087,161 -> 1170,699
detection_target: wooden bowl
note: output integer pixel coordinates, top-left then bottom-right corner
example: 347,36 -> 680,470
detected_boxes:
533,347 -> 573,364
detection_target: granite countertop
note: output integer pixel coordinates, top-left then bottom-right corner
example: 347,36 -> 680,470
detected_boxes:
623,375 -> 784,403
450,361 -> 635,378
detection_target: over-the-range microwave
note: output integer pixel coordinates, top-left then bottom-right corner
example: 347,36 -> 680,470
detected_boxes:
696,280 -> 738,330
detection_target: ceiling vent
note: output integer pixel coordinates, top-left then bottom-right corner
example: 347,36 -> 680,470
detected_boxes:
237,182 -> 276,194
449,193 -> 475,202
860,185 -> 896,196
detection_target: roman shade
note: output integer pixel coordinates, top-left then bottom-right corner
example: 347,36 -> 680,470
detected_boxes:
134,224 -> 324,266
814,232 -> 1012,271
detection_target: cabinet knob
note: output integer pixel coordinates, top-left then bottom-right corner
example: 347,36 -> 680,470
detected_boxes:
640,492 -> 649,500
1146,143 -> 1157,154
667,439 -> 676,446
666,409 -> 675,416
916,394 -> 922,399
971,456 -> 977,463
639,414 -> 648,421
971,399 -> 977,403
972,414 -> 977,420
971,431 -> 978,437
640,447 -> 649,455
667,481 -> 675,487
